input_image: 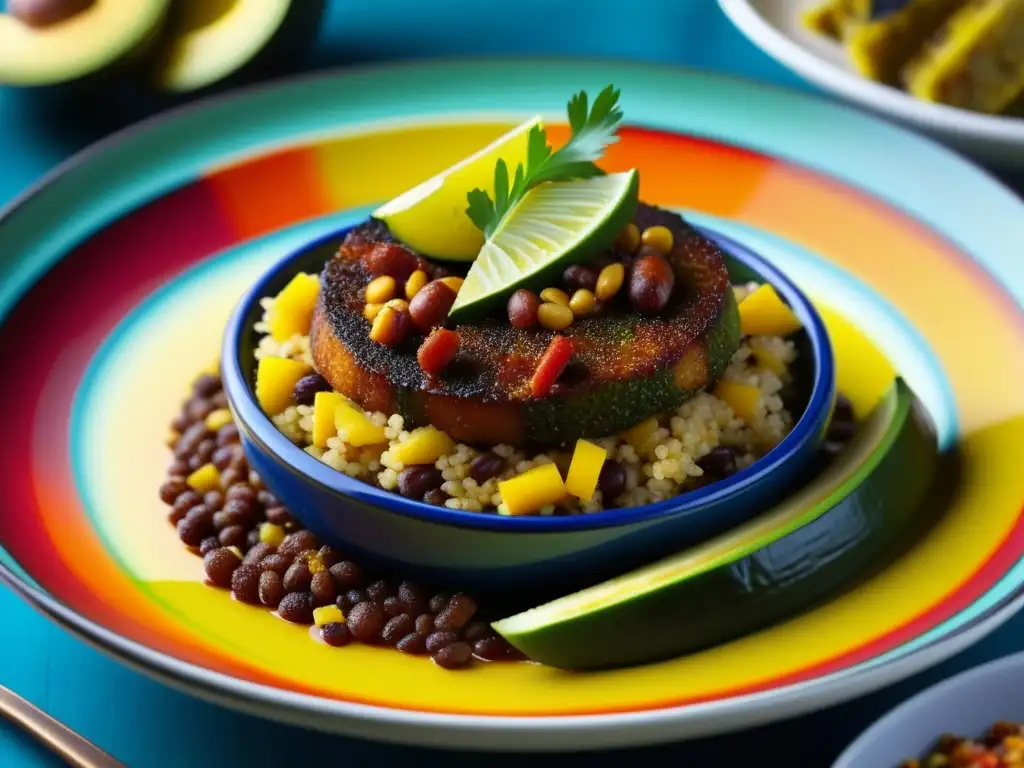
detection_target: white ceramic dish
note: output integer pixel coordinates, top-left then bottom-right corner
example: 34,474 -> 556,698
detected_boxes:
718,0 -> 1024,168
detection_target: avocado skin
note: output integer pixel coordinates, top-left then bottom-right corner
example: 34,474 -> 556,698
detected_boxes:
501,383 -> 939,670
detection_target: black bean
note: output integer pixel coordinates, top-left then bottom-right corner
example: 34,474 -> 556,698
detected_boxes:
828,419 -> 856,443
341,588 -> 368,611
199,537 -> 220,556
329,561 -> 363,590
415,614 -> 435,636
562,264 -> 598,292
832,394 -> 854,425
278,592 -> 314,624
230,563 -> 261,604
260,554 -> 291,575
473,636 -> 512,661
212,446 -> 237,471
225,484 -> 256,506
159,479 -> 188,505
277,530 -> 318,558
258,570 -> 284,608
397,467 -> 443,499
171,412 -> 192,433
381,614 -> 416,645
217,498 -> 252,527
434,594 -> 477,632
192,373 -> 221,399
292,373 -> 331,406
469,452 -> 505,484
187,454 -> 205,471
203,547 -> 240,588
242,542 -> 274,566
462,621 -> 490,644
195,438 -> 216,465
346,602 -> 385,642
396,633 -> 427,655
283,561 -> 313,593
211,391 -> 229,409
203,490 -> 224,512
177,515 -> 212,547
187,398 -> 215,423
428,593 -> 448,614
175,422 -> 210,458
366,580 -> 391,603
597,460 -> 627,501
383,596 -> 404,617
167,457 -> 190,478
397,581 -> 427,615
310,571 -> 336,607
265,506 -> 294,526
248,471 -> 264,491
433,642 -> 472,669
315,545 -> 340,569
697,446 -> 737,478
171,490 -> 203,518
321,622 -> 352,647
246,529 -> 261,548
423,488 -> 449,506
425,631 -> 459,653
218,467 -> 245,490
217,525 -> 247,549
216,423 -> 240,446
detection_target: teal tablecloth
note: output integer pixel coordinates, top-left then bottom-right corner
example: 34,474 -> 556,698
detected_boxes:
0,2 -> 1021,766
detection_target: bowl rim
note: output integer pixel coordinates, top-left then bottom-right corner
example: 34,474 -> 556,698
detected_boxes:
719,0 -> 1024,144
831,650 -> 1024,767
222,221 -> 835,532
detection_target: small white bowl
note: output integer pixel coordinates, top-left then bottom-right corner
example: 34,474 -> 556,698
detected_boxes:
719,0 -> 1024,168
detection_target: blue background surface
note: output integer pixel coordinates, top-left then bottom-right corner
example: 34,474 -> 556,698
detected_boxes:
0,1 -> 1021,765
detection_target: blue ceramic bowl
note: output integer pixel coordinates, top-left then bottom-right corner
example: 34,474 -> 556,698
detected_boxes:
833,651 -> 1024,767
222,224 -> 835,596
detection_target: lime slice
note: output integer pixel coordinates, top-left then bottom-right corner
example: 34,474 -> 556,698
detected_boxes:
447,170 -> 639,323
372,117 -> 541,262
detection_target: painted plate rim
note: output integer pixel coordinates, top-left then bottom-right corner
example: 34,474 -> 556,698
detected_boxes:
0,58 -> 1021,750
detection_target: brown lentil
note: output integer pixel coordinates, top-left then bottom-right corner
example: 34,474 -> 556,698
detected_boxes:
595,262 -> 625,300
346,601 -> 385,641
329,560 -> 363,590
433,642 -> 472,669
203,548 -> 239,588
277,592 -> 314,624
321,622 -> 352,647
310,571 -> 336,606
230,563 -> 261,604
258,570 -> 285,608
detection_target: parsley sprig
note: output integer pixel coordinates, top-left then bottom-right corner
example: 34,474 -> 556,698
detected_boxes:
465,85 -> 624,238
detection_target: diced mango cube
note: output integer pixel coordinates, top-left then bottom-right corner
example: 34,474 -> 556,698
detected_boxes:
714,381 -> 762,423
205,408 -> 233,432
312,391 -> 345,448
498,463 -> 566,516
255,357 -> 311,415
186,463 -> 221,494
750,342 -> 786,377
565,440 -> 607,501
621,417 -> 659,454
738,284 -> 802,337
259,522 -> 286,547
334,401 -> 387,447
268,273 -> 320,342
313,605 -> 345,627
389,426 -> 455,466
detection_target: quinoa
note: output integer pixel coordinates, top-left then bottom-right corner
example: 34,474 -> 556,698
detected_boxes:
257,280 -> 800,514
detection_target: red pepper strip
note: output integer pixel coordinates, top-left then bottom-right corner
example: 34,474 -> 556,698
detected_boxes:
530,335 -> 574,398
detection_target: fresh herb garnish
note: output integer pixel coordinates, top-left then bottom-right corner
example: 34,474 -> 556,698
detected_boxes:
465,85 -> 624,238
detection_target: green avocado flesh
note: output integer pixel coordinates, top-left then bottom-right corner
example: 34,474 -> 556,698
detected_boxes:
0,0 -> 170,86
492,379 -> 938,669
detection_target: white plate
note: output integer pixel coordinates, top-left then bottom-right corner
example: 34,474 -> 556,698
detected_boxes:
719,0 -> 1024,168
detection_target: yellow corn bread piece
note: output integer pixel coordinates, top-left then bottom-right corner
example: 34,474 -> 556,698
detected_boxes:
904,0 -> 1024,113
846,0 -> 968,83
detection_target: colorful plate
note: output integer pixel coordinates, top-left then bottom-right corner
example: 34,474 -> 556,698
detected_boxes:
0,61 -> 1021,751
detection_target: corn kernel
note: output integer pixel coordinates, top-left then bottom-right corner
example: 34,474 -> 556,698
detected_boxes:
313,605 -> 345,627
363,302 -> 383,322
364,275 -> 397,304
186,463 -> 221,494
405,269 -> 429,300
595,263 -> 625,300
440,276 -> 464,294
204,408 -> 233,432
259,522 -> 286,547
641,225 -> 674,254
537,302 -> 573,331
539,287 -> 570,307
569,288 -> 597,317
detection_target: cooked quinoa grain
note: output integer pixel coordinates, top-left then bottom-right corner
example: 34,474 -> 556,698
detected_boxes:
257,280 -> 800,515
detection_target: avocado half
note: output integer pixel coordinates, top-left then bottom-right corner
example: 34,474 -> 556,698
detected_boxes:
149,0 -> 326,95
492,378 -> 939,670
0,0 -> 170,86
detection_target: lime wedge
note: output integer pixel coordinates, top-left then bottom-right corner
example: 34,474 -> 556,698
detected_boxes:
447,170 -> 639,323
372,117 -> 542,261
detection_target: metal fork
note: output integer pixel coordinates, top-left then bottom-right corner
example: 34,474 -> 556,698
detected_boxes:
0,684 -> 123,767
